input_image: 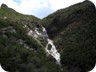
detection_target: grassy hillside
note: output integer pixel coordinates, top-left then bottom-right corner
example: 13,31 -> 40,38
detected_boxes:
0,4 -> 61,72
0,4 -> 40,21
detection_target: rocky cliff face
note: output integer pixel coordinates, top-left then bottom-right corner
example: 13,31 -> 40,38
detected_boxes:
0,1 -> 96,72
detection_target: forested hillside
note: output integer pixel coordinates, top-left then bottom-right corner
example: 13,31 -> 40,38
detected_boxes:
0,0 -> 96,72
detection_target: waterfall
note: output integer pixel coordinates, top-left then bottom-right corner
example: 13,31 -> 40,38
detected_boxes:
42,27 -> 61,65
27,25 -> 61,65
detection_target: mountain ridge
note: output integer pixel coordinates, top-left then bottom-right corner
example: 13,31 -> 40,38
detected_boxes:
42,0 -> 96,39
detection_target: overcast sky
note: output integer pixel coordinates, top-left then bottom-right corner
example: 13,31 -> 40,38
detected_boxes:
0,0 -> 96,18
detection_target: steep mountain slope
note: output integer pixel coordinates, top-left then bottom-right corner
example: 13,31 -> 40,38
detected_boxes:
42,1 -> 95,39
42,0 -> 96,72
0,4 -> 40,21
0,4 -> 61,72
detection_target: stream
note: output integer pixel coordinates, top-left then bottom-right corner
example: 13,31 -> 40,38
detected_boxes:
27,25 -> 61,65
42,27 -> 61,65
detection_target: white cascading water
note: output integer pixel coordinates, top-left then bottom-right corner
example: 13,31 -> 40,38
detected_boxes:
42,27 -> 61,65
27,25 -> 61,65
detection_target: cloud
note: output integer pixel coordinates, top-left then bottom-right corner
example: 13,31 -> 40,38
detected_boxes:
33,7 -> 53,18
0,0 -> 96,19
0,0 -> 3,7
0,0 -> 19,11
0,0 -> 51,18
49,0 -> 84,11
18,0 -> 50,14
17,0 -> 53,18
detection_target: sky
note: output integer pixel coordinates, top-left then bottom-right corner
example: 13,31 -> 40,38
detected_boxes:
0,0 -> 96,18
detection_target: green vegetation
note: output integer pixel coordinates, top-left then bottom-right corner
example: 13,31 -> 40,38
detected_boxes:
42,0 -> 95,39
0,4 -> 40,21
0,4 -> 60,72
42,0 -> 96,72
0,0 -> 96,72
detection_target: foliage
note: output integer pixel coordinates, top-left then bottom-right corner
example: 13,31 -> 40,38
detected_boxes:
42,1 -> 96,72
0,1 -> 96,72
